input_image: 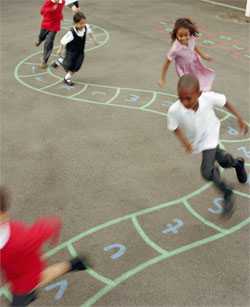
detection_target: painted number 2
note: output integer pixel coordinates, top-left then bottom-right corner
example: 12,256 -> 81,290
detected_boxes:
208,197 -> 223,214
104,243 -> 127,260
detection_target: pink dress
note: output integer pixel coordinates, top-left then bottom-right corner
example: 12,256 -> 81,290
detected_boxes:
167,36 -> 215,91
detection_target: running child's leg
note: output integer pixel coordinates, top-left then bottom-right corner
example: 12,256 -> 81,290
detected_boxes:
35,29 -> 49,47
64,71 -> 74,86
51,56 -> 64,68
200,148 -> 234,216
41,32 -> 57,67
215,146 -> 248,183
39,257 -> 88,288
11,257 -> 88,306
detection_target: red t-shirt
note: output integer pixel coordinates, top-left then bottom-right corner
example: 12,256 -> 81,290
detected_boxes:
0,218 -> 61,295
40,0 -> 65,32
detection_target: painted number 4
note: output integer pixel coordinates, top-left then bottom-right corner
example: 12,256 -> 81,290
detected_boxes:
162,218 -> 184,235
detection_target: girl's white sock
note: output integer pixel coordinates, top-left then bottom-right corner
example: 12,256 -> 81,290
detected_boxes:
65,72 -> 72,80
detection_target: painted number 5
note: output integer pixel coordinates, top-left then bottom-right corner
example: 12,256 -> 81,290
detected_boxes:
208,197 -> 223,214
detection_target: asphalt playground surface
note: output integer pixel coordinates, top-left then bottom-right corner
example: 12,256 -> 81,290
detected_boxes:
0,0 -> 250,306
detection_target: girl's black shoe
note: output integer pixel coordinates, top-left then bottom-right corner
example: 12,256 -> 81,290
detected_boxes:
64,78 -> 74,86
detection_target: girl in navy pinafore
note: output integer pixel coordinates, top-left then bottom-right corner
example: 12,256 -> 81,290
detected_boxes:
53,12 -> 96,86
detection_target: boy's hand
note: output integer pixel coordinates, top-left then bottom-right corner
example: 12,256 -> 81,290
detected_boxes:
238,119 -> 248,135
185,143 -> 193,153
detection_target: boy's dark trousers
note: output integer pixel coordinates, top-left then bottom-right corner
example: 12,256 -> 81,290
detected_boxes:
38,29 -> 57,64
201,146 -> 237,193
11,290 -> 38,307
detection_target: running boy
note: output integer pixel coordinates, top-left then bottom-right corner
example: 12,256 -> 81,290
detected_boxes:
52,12 -> 97,86
167,74 -> 248,216
35,0 -> 65,69
0,186 -> 89,306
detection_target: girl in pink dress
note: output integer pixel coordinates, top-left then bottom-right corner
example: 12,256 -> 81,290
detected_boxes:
159,18 -> 215,91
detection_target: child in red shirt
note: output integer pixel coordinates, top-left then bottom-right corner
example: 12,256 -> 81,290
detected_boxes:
0,187 -> 89,306
35,0 -> 65,69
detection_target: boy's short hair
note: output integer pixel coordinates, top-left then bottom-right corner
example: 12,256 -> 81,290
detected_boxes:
0,186 -> 10,212
177,74 -> 200,93
73,12 -> 86,23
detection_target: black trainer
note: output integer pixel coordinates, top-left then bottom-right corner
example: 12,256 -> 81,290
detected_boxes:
69,256 -> 89,272
222,189 -> 235,218
64,78 -> 74,86
235,158 -> 248,183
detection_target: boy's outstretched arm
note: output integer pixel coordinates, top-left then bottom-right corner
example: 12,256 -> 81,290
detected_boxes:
174,128 -> 193,153
224,101 -> 248,134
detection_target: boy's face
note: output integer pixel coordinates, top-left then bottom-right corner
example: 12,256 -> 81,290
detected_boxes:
76,19 -> 86,30
178,87 -> 200,110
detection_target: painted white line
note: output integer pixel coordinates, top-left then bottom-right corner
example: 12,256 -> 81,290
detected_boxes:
19,72 -> 48,78
69,84 -> 88,98
24,62 -> 41,66
200,0 -> 245,12
40,79 -> 63,90
105,88 -> 121,104
140,92 -> 157,110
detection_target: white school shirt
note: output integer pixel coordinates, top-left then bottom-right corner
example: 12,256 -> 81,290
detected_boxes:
60,25 -> 92,46
167,91 -> 226,153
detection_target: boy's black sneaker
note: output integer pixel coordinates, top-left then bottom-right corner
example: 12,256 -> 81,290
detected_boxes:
235,158 -> 248,183
70,256 -> 89,272
222,189 -> 235,218
64,78 -> 74,86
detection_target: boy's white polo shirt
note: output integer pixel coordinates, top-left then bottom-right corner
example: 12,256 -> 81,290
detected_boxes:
167,91 -> 226,153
